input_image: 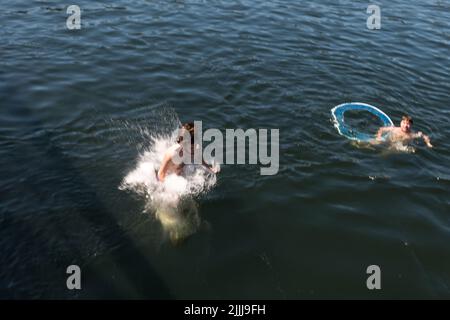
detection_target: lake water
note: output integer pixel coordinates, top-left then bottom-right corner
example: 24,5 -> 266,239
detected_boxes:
1,0 -> 449,299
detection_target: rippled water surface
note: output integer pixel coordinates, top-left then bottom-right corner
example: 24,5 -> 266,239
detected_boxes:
1,0 -> 450,298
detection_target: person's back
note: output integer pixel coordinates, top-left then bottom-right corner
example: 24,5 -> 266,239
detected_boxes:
157,143 -> 184,181
157,123 -> 194,181
157,122 -> 218,182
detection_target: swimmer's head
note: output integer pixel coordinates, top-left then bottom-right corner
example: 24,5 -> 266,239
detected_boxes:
176,122 -> 195,145
401,115 -> 413,133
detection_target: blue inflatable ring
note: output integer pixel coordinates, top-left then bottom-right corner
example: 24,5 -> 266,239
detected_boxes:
331,102 -> 394,142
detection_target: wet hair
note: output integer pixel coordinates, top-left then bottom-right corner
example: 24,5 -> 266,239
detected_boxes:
176,122 -> 195,144
402,115 -> 413,125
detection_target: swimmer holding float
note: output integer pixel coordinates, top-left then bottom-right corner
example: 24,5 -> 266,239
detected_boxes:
332,103 -> 433,149
374,115 -> 433,148
157,122 -> 219,182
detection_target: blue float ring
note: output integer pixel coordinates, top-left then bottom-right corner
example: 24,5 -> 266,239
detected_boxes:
331,102 -> 394,142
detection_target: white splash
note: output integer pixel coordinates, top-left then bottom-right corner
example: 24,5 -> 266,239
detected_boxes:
119,130 -> 218,243
388,141 -> 415,153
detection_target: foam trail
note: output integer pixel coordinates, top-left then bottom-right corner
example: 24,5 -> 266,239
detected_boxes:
120,128 -> 218,244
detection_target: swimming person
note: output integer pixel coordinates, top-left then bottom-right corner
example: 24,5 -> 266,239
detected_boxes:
375,115 -> 433,148
157,122 -> 218,182
120,119 -> 219,245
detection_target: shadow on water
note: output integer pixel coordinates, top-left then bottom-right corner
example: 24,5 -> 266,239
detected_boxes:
0,92 -> 172,298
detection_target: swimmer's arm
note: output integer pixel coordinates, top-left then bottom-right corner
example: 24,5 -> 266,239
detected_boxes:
415,131 -> 433,148
157,153 -> 172,182
376,126 -> 393,140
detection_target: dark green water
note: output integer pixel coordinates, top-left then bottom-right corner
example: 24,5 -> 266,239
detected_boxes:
1,0 -> 449,299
